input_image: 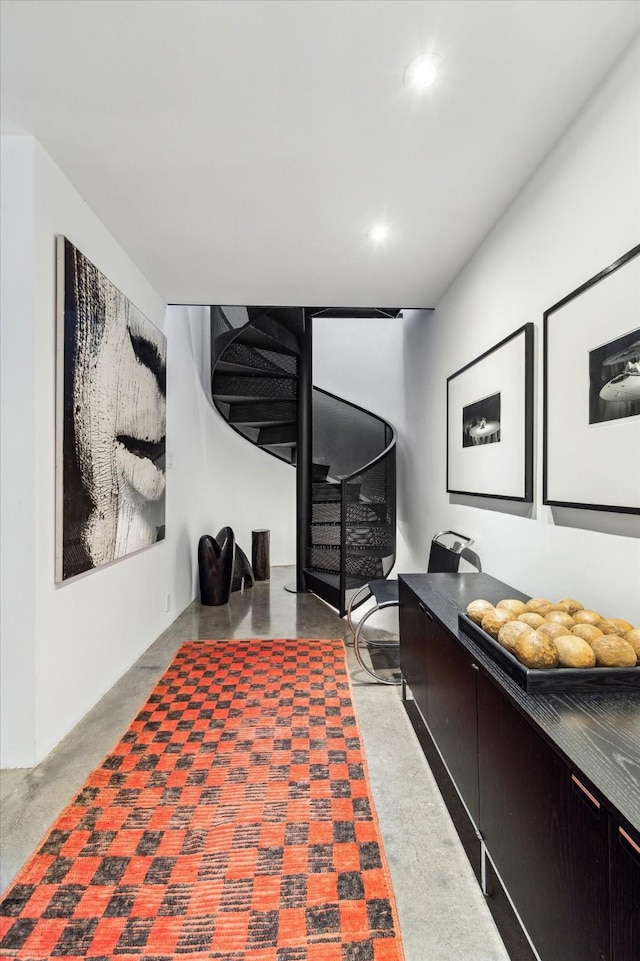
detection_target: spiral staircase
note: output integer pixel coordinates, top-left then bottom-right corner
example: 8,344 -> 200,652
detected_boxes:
210,305 -> 397,616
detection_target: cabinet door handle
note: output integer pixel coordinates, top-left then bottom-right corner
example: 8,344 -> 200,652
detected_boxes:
619,826 -> 640,857
471,663 -> 479,671
571,774 -> 600,810
418,601 -> 433,621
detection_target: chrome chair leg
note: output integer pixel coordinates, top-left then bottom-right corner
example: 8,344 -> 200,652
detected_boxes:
346,584 -> 373,638
353,604 -> 402,685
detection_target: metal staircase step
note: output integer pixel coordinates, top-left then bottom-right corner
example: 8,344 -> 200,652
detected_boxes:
213,372 -> 296,402
307,549 -> 386,580
311,501 -> 388,524
310,525 -> 394,548
310,543 -> 392,559
236,323 -> 300,356
249,309 -> 305,342
302,569 -> 370,614
311,481 -> 362,502
312,463 -> 330,483
218,342 -> 297,376
257,424 -> 297,447
228,400 -> 296,427
261,445 -> 296,465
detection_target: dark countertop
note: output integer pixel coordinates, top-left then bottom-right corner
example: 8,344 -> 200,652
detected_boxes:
399,572 -> 640,832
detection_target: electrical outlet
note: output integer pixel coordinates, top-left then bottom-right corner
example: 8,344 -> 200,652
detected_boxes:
166,593 -> 171,613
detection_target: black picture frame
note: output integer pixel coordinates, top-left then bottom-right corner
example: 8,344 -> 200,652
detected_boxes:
447,323 -> 534,501
543,244 -> 640,514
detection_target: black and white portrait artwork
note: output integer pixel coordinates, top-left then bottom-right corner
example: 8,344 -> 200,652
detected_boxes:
462,391 -> 501,447
56,237 -> 166,581
588,328 -> 640,425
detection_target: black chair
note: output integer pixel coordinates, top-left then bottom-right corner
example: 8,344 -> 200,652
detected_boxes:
347,530 -> 475,684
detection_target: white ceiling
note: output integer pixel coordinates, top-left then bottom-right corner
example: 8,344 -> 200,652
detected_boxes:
1,0 -> 638,307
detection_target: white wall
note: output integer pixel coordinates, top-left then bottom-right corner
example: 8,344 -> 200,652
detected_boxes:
164,303 -> 296,600
1,139 -> 38,764
0,138 -> 298,767
0,137 -> 171,766
400,38 -> 640,621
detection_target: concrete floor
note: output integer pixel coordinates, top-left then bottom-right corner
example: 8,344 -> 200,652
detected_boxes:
0,566 -> 510,961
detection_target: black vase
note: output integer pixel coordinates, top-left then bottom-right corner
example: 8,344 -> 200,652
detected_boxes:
232,545 -> 255,592
198,527 -> 236,605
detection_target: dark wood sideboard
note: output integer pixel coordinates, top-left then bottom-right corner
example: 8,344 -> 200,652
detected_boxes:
398,572 -> 640,961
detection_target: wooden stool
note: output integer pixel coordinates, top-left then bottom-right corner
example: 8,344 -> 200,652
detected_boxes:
252,529 -> 270,581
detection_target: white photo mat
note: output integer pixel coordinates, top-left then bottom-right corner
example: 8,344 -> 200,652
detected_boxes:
543,246 -> 640,513
447,324 -> 533,501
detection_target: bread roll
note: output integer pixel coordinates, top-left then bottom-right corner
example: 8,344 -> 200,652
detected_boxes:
497,598 -> 527,616
515,632 -> 559,669
598,618 -> 634,637
552,598 -> 584,615
545,610 -> 575,628
572,610 -> 602,626
624,628 -> 640,662
537,621 -> 570,641
481,608 -> 516,639
525,598 -> 553,617
592,636 -> 637,668
571,623 -> 604,647
466,599 -> 494,625
518,612 -> 545,629
498,620 -> 533,654
553,635 -> 596,669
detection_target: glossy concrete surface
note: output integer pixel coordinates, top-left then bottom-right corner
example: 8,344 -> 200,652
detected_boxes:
0,567 -> 509,961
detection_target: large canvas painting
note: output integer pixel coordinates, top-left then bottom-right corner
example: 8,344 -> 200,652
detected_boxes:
56,237 -> 166,581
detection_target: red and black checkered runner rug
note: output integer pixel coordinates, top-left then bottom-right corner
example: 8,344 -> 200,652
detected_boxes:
0,638 -> 404,960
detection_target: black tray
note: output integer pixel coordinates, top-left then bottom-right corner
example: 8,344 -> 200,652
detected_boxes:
458,613 -> 640,694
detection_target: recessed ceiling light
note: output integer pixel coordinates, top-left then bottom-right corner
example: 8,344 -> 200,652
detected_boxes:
368,224 -> 389,243
403,53 -> 439,91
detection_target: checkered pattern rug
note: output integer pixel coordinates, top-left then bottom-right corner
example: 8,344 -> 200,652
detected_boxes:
0,639 -> 404,960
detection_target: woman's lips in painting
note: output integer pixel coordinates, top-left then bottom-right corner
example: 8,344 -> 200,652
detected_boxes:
115,436 -> 166,501
116,434 -> 165,465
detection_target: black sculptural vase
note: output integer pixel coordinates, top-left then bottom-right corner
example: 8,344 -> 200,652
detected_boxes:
232,545 -> 255,592
198,527 -> 236,606
198,527 -> 255,605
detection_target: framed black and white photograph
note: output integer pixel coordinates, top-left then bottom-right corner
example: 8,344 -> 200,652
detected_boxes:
447,323 -> 533,501
588,328 -> 640,425
462,391 -> 501,447
56,237 -> 167,581
543,244 -> 640,514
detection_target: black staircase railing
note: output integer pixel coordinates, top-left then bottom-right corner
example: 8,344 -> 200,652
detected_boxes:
210,305 -> 397,616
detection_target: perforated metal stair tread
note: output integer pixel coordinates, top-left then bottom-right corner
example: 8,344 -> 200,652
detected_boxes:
257,424 -> 297,446
309,544 -> 393,556
303,569 -> 371,590
213,372 -> 297,402
217,342 -> 298,376
236,325 -> 300,356
311,502 -> 388,524
227,401 -> 297,426
311,482 -> 362,502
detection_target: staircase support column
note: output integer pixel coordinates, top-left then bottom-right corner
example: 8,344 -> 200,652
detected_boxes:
295,309 -> 312,591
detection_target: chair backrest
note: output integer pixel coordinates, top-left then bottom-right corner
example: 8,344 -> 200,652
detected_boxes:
427,530 -> 474,574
